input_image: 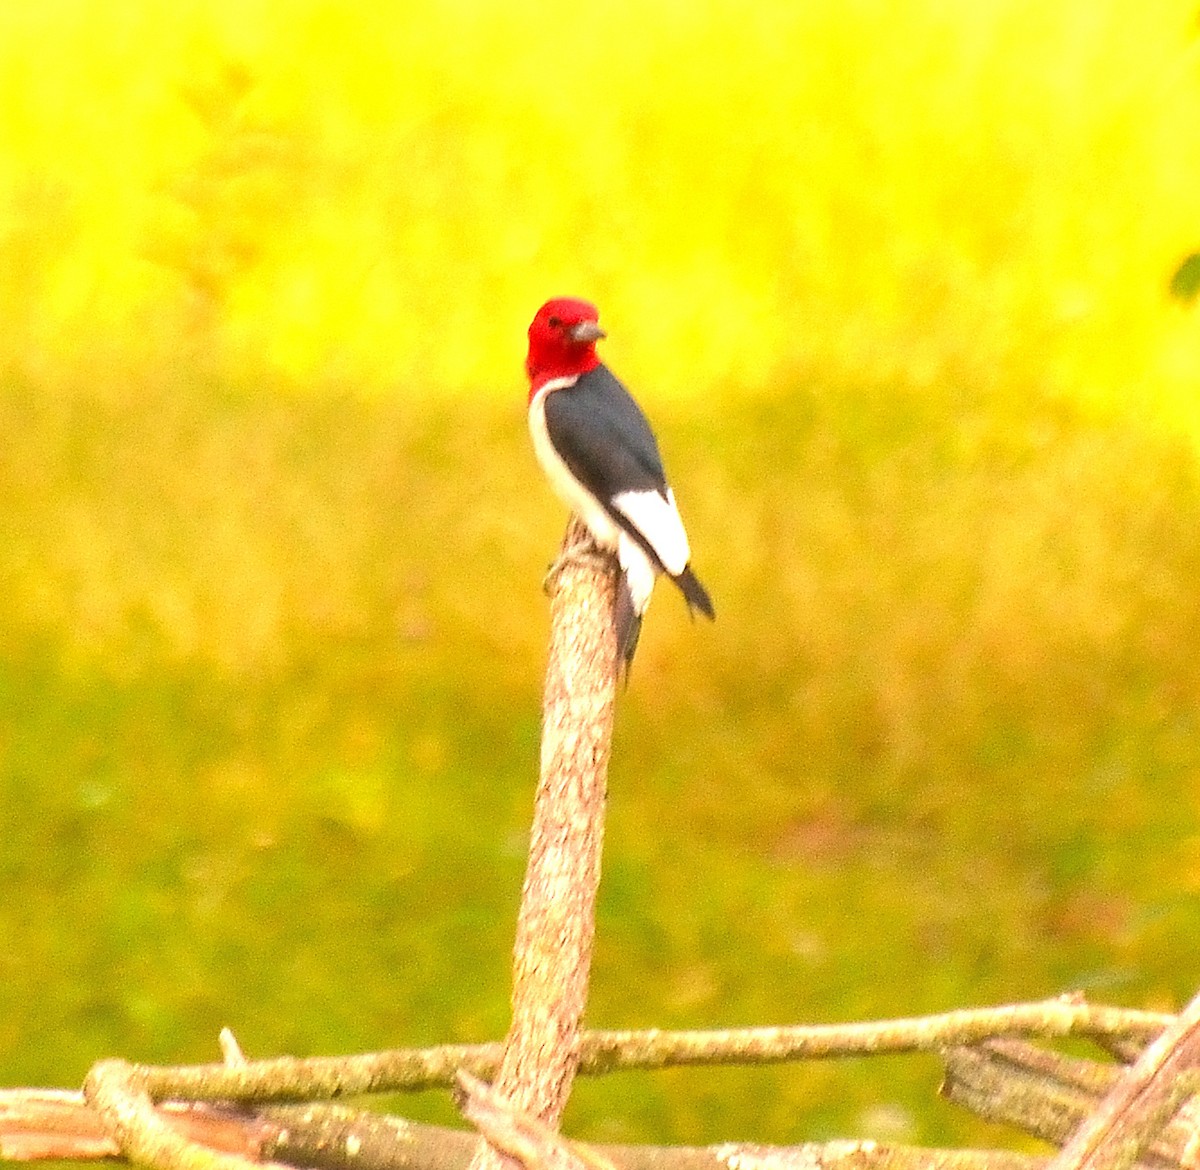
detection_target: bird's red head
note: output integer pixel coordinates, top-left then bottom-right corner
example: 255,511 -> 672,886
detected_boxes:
525,297 -> 606,399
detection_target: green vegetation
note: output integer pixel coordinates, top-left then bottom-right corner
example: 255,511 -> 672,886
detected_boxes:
2,379 -> 1199,1148
2,0 -> 1199,1154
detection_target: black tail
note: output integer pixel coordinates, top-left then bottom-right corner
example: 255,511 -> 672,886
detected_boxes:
673,566 -> 715,620
614,573 -> 643,679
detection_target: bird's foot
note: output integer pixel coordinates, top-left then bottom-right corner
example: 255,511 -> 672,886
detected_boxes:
543,545 -> 614,596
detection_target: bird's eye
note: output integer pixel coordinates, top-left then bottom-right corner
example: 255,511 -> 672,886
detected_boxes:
547,316 -> 562,329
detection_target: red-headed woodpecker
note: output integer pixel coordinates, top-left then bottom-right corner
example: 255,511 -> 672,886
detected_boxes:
525,296 -> 714,668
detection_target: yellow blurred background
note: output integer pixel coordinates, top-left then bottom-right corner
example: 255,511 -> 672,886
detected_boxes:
4,0 -> 1200,1145
2,0 -> 1197,412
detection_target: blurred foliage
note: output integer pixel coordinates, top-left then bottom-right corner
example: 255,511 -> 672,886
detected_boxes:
1,0 -> 1199,413
1170,253 -> 1200,304
3,379 -> 1200,1149
2,0 -> 1200,1156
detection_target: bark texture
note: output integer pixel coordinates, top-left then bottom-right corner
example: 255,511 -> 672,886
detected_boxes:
470,518 -> 619,1170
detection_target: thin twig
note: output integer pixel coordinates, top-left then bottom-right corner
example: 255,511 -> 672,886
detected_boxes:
579,1000 -> 1171,1072
67,1003 -> 1168,1107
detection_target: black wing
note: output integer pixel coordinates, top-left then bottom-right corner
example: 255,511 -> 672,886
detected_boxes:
542,365 -> 669,505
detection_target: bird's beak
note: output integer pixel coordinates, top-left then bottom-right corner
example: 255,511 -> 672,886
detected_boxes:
570,321 -> 606,344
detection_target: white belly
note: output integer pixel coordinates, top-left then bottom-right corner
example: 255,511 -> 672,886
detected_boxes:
528,380 -> 659,617
528,381 -> 622,550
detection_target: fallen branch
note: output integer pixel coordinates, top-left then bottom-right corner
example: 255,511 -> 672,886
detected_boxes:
64,1002 -> 1168,1108
580,999 -> 1170,1072
1043,989 -> 1200,1170
943,1041 -> 1122,1151
0,1082 -> 1044,1170
943,1039 -> 1200,1169
0,1002 -> 1174,1170
83,1060 -> 268,1170
0,1090 -> 263,1163
456,1071 -> 607,1170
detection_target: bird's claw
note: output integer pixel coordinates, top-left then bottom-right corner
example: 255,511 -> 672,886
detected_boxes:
543,546 -> 613,596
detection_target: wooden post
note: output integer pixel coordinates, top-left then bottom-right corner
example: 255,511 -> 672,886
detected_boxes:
470,517 -> 619,1169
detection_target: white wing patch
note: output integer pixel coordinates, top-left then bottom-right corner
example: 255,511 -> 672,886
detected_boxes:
617,534 -> 657,617
612,488 -> 691,576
